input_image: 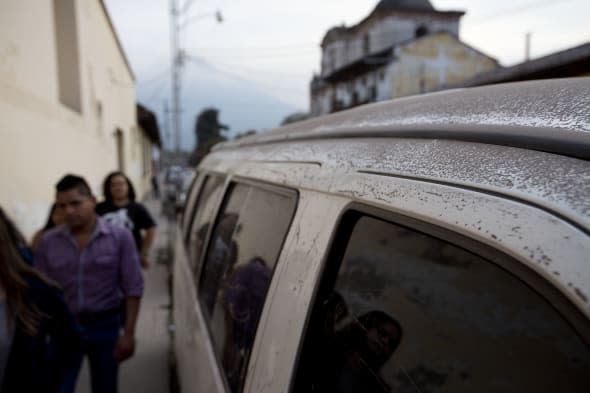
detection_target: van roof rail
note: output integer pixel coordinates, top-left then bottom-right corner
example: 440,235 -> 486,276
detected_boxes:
216,78 -> 590,160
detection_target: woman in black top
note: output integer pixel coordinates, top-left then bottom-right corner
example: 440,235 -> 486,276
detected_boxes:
96,171 -> 157,269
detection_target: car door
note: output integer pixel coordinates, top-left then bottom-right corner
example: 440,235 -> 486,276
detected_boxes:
175,174 -> 299,393
245,171 -> 590,393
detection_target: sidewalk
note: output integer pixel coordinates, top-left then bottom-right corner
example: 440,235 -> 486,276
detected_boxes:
75,196 -> 173,393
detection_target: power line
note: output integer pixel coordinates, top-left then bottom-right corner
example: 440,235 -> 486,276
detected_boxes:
195,50 -> 319,60
185,55 -> 307,94
467,0 -> 577,23
212,59 -> 311,77
189,42 -> 318,52
138,65 -> 171,86
141,76 -> 170,104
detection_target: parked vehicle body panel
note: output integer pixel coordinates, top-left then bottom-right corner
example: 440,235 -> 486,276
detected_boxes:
173,78 -> 590,393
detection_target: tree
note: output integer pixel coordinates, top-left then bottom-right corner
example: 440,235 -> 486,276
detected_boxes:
190,108 -> 229,165
280,111 -> 310,126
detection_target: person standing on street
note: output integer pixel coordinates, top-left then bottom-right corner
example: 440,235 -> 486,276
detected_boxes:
34,174 -> 144,393
96,171 -> 156,269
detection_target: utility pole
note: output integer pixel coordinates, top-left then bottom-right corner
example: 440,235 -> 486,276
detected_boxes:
170,0 -> 182,152
163,100 -> 170,149
169,1 -> 222,153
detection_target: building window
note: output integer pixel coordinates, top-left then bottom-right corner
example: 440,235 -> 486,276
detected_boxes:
294,211 -> 590,393
328,48 -> 336,71
53,0 -> 82,112
369,86 -> 377,101
415,25 -> 428,38
185,174 -> 226,274
115,129 -> 124,171
363,34 -> 370,55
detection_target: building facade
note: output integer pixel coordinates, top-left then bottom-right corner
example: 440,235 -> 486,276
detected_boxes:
311,0 -> 498,116
0,0 -> 159,237
452,41 -> 590,87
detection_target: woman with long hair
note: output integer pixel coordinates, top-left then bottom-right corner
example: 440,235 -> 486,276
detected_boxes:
96,171 -> 156,268
0,207 -> 79,392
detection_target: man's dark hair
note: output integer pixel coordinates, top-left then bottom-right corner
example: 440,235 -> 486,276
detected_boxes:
55,174 -> 93,196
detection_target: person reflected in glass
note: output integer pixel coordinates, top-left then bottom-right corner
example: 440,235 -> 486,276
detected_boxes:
306,292 -> 350,392
202,213 -> 238,314
334,310 -> 403,393
223,257 -> 272,391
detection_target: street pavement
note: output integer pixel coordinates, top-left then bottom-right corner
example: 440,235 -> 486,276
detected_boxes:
75,196 -> 173,393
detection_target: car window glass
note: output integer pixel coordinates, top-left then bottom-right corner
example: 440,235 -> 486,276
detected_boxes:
180,171 -> 199,231
294,213 -> 590,393
185,175 -> 225,277
198,182 -> 297,393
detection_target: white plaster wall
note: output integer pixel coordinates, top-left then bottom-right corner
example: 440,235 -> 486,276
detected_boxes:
391,33 -> 497,99
0,0 -> 150,238
369,17 -> 415,55
376,64 -> 395,101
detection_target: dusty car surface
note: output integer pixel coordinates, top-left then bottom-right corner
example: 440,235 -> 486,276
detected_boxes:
173,78 -> 590,393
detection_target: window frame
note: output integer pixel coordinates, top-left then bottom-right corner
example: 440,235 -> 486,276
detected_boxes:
298,202 -> 590,384
183,172 -> 229,277
194,177 -> 299,393
179,170 -> 201,232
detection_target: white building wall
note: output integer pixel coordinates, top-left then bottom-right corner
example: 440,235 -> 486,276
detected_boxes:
321,13 -> 460,78
370,17 -> 416,54
0,0 -> 151,238
376,64 -> 395,101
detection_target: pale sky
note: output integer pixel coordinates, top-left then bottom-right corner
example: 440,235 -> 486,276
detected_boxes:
104,0 -> 590,150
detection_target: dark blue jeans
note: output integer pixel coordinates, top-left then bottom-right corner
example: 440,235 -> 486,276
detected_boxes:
60,314 -> 121,393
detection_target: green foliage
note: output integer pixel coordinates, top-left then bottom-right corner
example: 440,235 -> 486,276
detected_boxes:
189,108 -> 229,165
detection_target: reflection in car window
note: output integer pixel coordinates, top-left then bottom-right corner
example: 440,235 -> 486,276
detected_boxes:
295,213 -> 590,393
185,175 -> 225,277
180,171 -> 199,231
199,182 -> 297,393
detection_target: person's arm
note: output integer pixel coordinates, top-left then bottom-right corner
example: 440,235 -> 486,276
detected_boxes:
140,226 -> 156,269
136,203 -> 157,269
114,228 -> 143,362
114,296 -> 140,362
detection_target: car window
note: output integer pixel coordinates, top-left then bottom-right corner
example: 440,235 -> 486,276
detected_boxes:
185,174 -> 225,278
180,171 -> 199,231
198,181 -> 297,393
294,212 -> 590,393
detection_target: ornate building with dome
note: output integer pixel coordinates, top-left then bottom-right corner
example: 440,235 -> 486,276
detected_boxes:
310,0 -> 498,116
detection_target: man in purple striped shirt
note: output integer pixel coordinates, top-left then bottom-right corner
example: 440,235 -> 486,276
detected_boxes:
35,174 -> 143,393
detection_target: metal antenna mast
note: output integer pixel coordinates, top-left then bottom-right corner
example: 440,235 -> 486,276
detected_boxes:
169,0 -> 222,152
170,0 -> 182,152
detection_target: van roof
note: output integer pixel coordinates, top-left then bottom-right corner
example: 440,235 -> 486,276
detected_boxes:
217,78 -> 590,160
